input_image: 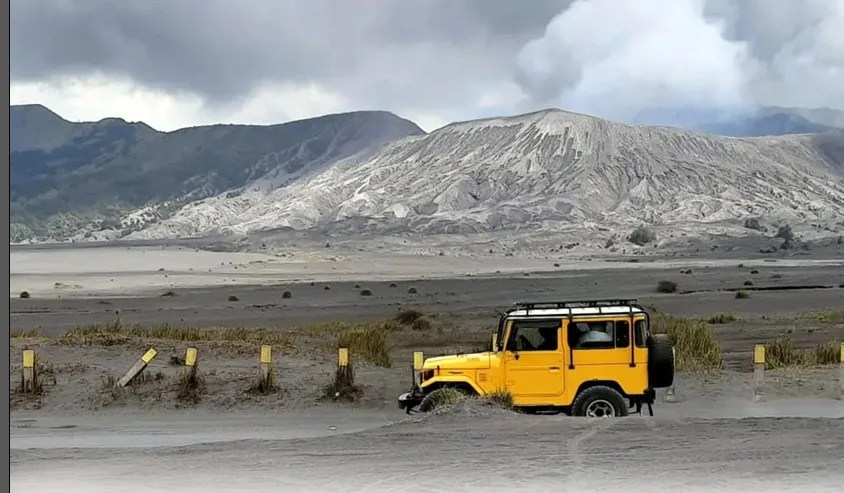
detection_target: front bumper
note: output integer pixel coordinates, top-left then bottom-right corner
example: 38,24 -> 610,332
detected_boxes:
397,390 -> 424,413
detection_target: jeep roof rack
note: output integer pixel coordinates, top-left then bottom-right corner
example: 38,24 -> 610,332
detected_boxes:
510,299 -> 641,311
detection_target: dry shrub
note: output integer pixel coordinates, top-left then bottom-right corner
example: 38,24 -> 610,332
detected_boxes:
56,319 -> 293,348
764,338 -> 803,369
10,329 -> 45,339
651,315 -> 722,372
656,280 -> 678,293
98,375 -> 126,402
420,387 -> 467,411
811,342 -> 841,366
484,389 -> 515,410
335,324 -> 392,367
323,364 -> 363,402
395,309 -> 424,325
15,365 -> 45,395
411,317 -> 433,331
735,290 -> 750,299
628,226 -> 656,246
19,291 -> 31,299
177,365 -> 205,404
248,365 -> 277,395
765,338 -> 842,369
707,313 -> 737,324
815,310 -> 844,324
420,387 -> 515,413
58,320 -> 133,346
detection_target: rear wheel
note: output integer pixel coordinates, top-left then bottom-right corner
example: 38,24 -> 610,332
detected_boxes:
571,385 -> 629,418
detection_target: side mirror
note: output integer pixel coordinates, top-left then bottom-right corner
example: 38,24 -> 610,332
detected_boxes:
491,334 -> 498,352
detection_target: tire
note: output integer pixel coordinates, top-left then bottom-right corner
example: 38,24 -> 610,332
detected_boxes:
571,385 -> 629,418
647,333 -> 675,388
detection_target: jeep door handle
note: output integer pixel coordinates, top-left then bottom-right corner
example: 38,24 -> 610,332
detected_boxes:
549,366 -> 560,370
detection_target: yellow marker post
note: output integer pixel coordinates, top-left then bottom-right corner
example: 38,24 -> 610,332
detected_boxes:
259,345 -> 273,384
753,344 -> 765,400
260,345 -> 272,365
185,347 -> 198,367
142,348 -> 158,364
338,348 -> 349,368
839,343 -> 844,401
753,345 -> 766,365
22,349 -> 36,393
413,351 -> 424,371
117,347 -> 158,388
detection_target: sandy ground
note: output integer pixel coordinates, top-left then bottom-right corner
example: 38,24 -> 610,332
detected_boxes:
10,406 -> 844,492
8,245 -> 844,492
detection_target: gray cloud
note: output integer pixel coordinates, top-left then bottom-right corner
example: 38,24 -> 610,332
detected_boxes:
10,0 -> 844,125
514,0 -> 844,122
10,0 -> 567,119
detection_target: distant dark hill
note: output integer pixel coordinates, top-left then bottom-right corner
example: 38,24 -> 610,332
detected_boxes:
631,106 -> 843,137
9,105 -> 425,241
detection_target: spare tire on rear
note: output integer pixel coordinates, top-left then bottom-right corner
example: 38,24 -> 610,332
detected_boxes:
647,334 -> 674,388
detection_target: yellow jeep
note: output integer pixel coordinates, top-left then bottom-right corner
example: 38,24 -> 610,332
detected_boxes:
397,299 -> 675,417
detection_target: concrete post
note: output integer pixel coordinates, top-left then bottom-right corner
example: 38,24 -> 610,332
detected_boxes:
22,349 -> 36,393
753,344 -> 765,401
117,348 -> 157,388
259,344 -> 272,384
838,343 -> 844,401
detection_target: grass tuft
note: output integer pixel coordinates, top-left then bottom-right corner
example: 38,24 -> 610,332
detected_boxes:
656,280 -> 678,293
248,365 -> 278,395
707,313 -> 737,324
765,338 -> 842,369
421,388 -> 516,413
177,365 -> 205,404
335,324 -> 392,368
395,309 -> 424,325
651,315 -> 722,372
53,319 -> 294,347
323,364 -> 363,402
735,290 -> 750,299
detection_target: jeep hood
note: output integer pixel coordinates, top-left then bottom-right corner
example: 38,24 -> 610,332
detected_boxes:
423,352 -> 491,370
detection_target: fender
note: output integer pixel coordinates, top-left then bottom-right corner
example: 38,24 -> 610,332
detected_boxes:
421,375 -> 484,395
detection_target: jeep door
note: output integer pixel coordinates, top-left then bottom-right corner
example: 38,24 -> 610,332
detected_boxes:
502,318 -> 564,399
564,317 -> 642,385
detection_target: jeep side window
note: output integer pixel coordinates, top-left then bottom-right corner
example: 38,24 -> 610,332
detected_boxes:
568,321 -> 615,349
634,319 -> 649,347
615,321 -> 630,348
506,319 -> 560,352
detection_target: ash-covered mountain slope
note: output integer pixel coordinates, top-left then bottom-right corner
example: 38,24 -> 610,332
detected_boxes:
130,109 -> 844,240
9,104 -> 424,242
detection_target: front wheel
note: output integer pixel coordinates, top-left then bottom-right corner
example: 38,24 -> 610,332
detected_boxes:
571,385 -> 629,418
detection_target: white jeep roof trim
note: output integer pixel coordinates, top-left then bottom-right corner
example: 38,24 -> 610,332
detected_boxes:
507,306 -> 645,318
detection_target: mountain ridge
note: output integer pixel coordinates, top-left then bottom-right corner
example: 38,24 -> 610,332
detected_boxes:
9,104 -> 844,244
128,108 -> 844,241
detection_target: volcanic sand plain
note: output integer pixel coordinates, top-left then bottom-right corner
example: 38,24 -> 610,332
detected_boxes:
9,244 -> 844,492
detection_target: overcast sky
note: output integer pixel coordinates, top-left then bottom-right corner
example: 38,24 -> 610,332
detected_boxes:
9,0 -> 844,132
